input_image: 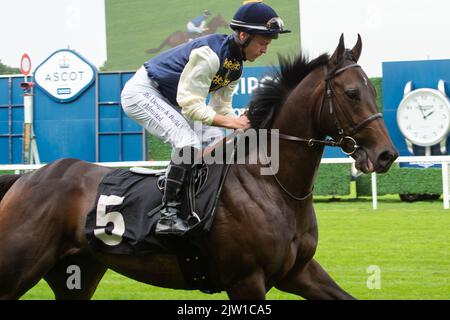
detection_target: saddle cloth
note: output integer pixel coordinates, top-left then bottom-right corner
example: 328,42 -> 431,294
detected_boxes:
84,162 -> 227,292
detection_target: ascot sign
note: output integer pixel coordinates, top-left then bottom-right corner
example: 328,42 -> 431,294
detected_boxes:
34,49 -> 96,103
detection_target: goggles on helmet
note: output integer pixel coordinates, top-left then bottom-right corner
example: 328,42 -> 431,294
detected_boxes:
230,16 -> 290,34
266,17 -> 285,32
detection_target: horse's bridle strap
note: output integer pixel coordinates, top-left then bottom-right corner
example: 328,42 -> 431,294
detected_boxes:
325,63 -> 360,80
276,133 -> 340,147
350,112 -> 383,135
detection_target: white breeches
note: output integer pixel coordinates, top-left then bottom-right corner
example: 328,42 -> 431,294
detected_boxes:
121,66 -> 224,152
187,21 -> 205,34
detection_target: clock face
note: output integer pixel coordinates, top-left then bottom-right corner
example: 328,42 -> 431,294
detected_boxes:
397,88 -> 450,146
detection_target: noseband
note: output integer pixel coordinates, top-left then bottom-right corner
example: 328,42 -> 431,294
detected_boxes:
276,63 -> 383,155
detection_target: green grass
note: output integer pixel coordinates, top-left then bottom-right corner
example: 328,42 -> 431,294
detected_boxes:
104,0 -> 300,71
21,194 -> 450,300
313,196 -> 450,300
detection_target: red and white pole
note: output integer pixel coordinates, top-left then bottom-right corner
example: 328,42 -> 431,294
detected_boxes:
20,53 -> 39,164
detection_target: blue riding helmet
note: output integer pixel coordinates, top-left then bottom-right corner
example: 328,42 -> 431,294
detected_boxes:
229,2 -> 291,37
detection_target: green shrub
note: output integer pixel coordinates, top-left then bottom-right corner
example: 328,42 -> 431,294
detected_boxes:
356,165 -> 442,196
370,77 -> 382,112
314,163 -> 351,196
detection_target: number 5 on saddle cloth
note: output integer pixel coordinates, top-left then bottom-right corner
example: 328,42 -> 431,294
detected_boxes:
85,138 -> 236,256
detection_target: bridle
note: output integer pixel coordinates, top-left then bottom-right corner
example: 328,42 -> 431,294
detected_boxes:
266,62 -> 383,201
274,62 -> 382,155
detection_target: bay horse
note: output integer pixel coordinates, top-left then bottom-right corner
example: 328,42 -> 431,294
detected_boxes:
145,14 -> 228,54
0,35 -> 398,300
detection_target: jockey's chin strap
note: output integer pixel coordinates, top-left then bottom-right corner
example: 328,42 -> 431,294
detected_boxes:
233,32 -> 253,61
275,63 -> 383,156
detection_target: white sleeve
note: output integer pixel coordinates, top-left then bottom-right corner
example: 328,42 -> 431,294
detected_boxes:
177,46 -> 219,125
208,79 -> 239,118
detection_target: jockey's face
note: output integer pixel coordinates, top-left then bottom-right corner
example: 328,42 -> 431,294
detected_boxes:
240,32 -> 273,62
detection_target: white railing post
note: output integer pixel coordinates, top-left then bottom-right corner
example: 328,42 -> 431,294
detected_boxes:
371,172 -> 378,210
442,161 -> 449,209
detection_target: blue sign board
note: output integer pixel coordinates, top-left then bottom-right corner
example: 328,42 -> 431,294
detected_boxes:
0,70 -> 144,164
0,76 -> 24,164
34,69 -> 144,163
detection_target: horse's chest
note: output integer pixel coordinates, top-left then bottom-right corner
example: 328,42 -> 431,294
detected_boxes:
266,232 -> 316,283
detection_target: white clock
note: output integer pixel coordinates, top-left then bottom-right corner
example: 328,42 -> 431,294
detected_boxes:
397,80 -> 450,154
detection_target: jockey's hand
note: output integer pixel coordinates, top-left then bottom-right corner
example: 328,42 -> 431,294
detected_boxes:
235,114 -> 250,130
212,114 -> 250,130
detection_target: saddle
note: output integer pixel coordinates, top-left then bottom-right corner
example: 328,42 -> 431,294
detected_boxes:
85,159 -> 230,293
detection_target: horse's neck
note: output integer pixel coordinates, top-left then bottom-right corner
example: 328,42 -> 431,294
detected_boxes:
207,24 -> 218,33
268,75 -> 325,199
207,18 -> 223,32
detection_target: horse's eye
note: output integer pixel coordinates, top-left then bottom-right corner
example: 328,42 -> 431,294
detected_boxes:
345,89 -> 360,101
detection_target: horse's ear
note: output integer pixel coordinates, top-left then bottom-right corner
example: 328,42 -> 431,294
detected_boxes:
351,34 -> 362,62
330,33 -> 345,66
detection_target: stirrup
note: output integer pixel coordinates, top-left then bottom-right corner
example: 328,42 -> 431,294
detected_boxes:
155,214 -> 189,235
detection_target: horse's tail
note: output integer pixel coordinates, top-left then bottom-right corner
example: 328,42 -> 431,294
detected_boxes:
145,37 -> 169,54
0,174 -> 22,203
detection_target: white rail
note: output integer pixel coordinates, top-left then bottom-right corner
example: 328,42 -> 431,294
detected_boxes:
0,161 -> 170,172
1,156 -> 449,210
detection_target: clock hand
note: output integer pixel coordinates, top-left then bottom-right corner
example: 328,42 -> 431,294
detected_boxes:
418,105 -> 426,119
424,110 -> 434,119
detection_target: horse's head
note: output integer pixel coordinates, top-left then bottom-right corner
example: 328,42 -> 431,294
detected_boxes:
318,34 -> 398,173
248,34 -> 398,174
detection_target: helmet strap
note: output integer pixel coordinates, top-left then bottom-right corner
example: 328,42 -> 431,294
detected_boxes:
234,31 -> 254,61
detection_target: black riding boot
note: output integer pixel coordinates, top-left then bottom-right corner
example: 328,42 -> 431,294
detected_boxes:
155,144 -> 201,235
155,163 -> 190,235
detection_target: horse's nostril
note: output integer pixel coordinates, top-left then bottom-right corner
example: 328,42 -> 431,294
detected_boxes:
378,150 -> 397,167
379,152 -> 390,162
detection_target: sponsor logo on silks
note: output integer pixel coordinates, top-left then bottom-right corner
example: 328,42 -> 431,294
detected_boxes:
212,75 -> 231,87
223,58 -> 241,71
34,49 -> 96,103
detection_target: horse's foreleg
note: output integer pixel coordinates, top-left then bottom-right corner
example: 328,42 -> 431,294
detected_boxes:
0,246 -> 57,299
276,259 -> 355,300
44,252 -> 107,300
226,271 -> 267,300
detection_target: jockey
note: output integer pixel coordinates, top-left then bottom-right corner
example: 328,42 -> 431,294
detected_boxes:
121,2 -> 290,236
187,10 -> 211,35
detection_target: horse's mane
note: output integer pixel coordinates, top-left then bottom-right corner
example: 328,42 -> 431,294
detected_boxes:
247,53 -> 330,129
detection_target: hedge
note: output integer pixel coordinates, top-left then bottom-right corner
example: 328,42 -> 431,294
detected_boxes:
314,163 -> 351,196
356,164 -> 442,196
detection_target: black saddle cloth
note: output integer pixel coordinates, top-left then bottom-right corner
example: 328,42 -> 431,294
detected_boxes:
84,162 -> 227,292
85,162 -> 224,255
